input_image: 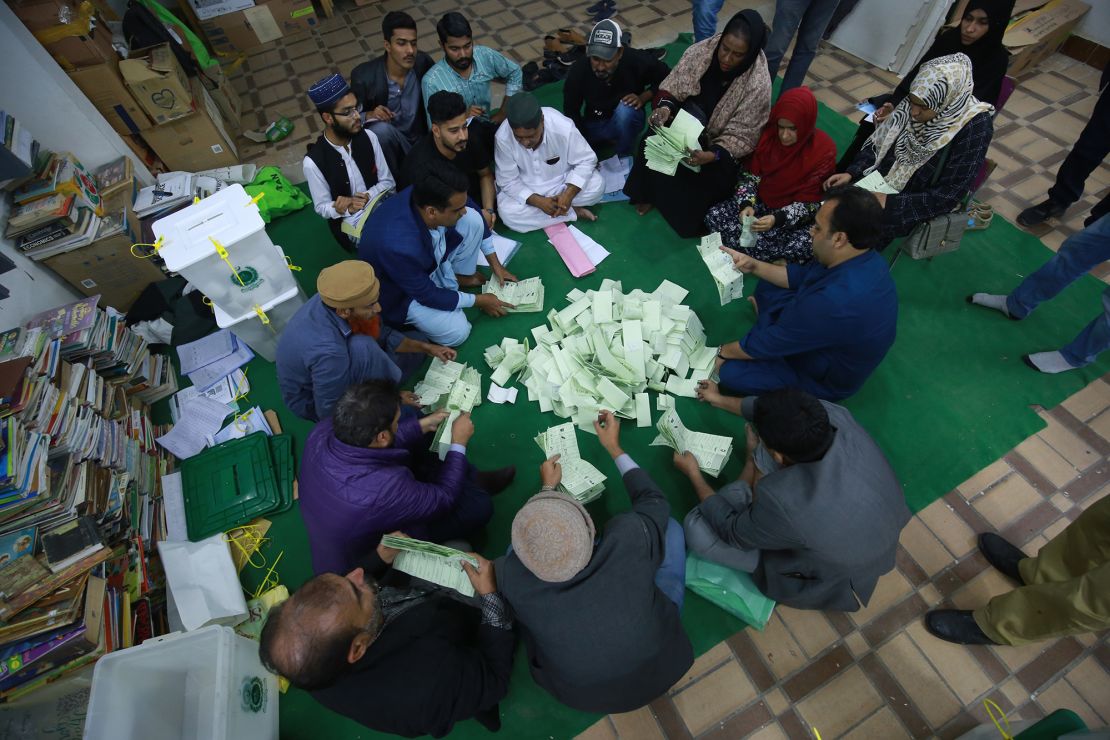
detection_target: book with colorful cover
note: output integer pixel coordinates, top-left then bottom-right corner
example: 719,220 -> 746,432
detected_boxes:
23,297 -> 100,341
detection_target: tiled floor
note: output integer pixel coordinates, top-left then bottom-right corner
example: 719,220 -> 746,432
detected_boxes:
223,1 -> 1110,737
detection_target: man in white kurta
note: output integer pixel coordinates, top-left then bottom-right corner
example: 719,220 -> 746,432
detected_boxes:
494,92 -> 605,233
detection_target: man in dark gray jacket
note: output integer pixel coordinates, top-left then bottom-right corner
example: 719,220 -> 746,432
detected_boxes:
680,387 -> 910,611
496,411 -> 694,713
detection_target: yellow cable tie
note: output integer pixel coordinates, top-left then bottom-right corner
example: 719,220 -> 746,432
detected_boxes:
812,729 -> 822,740
130,236 -> 164,259
248,192 -> 265,206
284,256 -> 302,272
202,296 -> 214,307
252,550 -> 284,600
983,699 -> 1012,740
210,236 -> 247,287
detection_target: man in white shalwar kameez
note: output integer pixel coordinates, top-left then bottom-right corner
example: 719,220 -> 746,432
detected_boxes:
494,92 -> 606,233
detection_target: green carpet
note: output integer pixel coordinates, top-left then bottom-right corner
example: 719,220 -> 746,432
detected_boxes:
232,41 -> 1110,740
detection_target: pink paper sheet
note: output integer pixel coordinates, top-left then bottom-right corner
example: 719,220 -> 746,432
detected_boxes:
545,222 -> 595,278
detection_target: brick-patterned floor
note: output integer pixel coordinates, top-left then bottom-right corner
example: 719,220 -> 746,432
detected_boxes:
226,1 -> 1110,737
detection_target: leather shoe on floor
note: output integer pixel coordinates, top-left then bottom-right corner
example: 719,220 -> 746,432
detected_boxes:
924,610 -> 999,645
1017,199 -> 1065,228
474,466 -> 516,495
979,532 -> 1027,583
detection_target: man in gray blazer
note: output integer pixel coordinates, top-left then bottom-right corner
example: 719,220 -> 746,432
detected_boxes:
679,387 -> 910,611
496,411 -> 694,713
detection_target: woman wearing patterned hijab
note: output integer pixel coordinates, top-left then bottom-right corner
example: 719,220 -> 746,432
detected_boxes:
825,53 -> 994,250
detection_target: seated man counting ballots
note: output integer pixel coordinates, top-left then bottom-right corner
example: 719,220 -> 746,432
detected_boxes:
302,73 -> 396,250
275,260 -> 456,423
359,167 -> 516,348
495,411 -> 694,713
711,185 -> 898,402
679,388 -> 911,611
258,536 -> 513,737
298,380 -> 514,576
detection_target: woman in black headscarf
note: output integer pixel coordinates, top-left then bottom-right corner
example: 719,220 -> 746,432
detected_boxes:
837,0 -> 1014,169
623,10 -> 773,238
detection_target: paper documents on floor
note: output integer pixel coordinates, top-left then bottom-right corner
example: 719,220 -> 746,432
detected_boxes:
156,395 -> 234,459
651,408 -> 734,476
535,422 -> 606,503
855,170 -> 899,194
482,276 -> 545,312
698,232 -> 744,305
546,222 -> 596,277
380,535 -> 479,597
487,383 -> 518,404
567,225 -> 610,268
414,360 -> 482,412
645,109 -> 705,175
599,155 -> 632,202
484,337 -> 529,387
477,233 -> 521,267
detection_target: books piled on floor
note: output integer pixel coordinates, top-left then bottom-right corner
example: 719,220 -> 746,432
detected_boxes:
0,296 -> 177,702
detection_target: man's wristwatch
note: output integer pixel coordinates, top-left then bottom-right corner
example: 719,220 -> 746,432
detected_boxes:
540,484 -> 557,492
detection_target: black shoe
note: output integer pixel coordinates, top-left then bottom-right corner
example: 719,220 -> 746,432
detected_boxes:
473,466 -> 516,495
978,533 -> 1027,583
924,610 -> 999,645
648,47 -> 668,61
1017,199 -> 1066,228
474,704 -> 502,732
586,0 -> 615,12
590,8 -> 615,21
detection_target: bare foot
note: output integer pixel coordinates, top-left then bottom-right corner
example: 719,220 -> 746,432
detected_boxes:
634,203 -> 654,216
575,206 -> 597,222
747,296 -> 759,315
456,273 -> 488,288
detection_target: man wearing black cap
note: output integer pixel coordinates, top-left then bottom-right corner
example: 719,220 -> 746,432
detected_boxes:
495,92 -> 606,233
303,73 -> 396,250
564,19 -> 670,157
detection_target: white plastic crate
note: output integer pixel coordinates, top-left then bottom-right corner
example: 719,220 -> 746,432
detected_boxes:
84,625 -> 278,740
152,185 -> 295,317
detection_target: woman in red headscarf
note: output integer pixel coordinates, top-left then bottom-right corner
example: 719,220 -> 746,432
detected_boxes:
704,86 -> 836,262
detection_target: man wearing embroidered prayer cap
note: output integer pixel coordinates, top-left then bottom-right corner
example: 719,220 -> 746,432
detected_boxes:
303,73 -> 396,250
276,260 -> 455,422
494,91 -> 607,233
496,410 -> 694,713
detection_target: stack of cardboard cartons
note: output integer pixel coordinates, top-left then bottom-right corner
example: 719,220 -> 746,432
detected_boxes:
180,0 -> 320,56
9,0 -> 116,72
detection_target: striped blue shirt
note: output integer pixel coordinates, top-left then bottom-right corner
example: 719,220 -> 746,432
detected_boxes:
420,45 -> 523,122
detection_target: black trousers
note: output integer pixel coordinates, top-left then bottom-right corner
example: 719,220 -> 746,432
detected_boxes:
1047,67 -> 1110,225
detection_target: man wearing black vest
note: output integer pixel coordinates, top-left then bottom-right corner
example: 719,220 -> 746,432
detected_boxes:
303,73 -> 396,250
350,12 -> 436,178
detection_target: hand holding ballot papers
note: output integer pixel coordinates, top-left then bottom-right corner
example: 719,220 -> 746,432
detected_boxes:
645,109 -> 706,176
379,535 -> 483,597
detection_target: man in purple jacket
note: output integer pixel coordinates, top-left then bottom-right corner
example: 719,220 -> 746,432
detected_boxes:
299,380 -> 515,575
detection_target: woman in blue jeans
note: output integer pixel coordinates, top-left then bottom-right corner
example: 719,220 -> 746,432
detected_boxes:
969,213 -> 1110,373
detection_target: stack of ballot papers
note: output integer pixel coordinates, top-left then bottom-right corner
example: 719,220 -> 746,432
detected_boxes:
855,170 -> 899,194
651,408 -> 734,476
414,360 -> 483,459
512,279 -> 718,433
645,109 -> 705,175
484,337 -> 530,387
155,394 -> 234,459
169,369 -> 249,423
380,535 -> 479,597
210,406 -> 272,445
481,276 -> 545,312
698,232 -> 745,305
176,330 -> 254,393
534,422 -> 607,503
545,223 -> 611,278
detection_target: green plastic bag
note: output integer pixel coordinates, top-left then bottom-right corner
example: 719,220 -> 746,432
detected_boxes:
244,167 -> 311,223
685,553 -> 776,630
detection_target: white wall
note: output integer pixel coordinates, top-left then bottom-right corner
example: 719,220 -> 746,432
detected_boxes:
0,2 -> 155,325
1075,3 -> 1110,49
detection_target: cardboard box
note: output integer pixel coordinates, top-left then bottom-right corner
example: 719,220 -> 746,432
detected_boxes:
199,66 -> 243,136
1004,0 -> 1090,77
11,0 -> 116,70
68,62 -> 154,136
120,44 -> 194,125
198,0 -> 318,55
141,80 -> 239,171
186,0 -> 254,21
43,193 -> 165,312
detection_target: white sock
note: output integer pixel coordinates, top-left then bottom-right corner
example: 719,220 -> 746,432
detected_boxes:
1024,351 -> 1076,374
970,293 -> 1011,317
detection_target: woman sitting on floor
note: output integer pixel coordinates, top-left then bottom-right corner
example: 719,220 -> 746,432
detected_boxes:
837,0 -> 1013,170
824,53 -> 994,251
704,86 -> 836,262
622,10 -> 771,239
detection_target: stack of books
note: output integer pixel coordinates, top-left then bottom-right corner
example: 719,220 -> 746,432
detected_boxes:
2,151 -> 105,261
0,297 -> 177,701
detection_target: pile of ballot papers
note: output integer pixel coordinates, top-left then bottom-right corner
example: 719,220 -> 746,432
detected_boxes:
413,360 -> 484,460
534,422 -> 607,503
698,232 -> 745,305
509,279 -> 717,434
481,276 -> 545,313
175,330 -> 254,394
651,408 -> 734,476
645,110 -> 705,176
380,535 -> 478,597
